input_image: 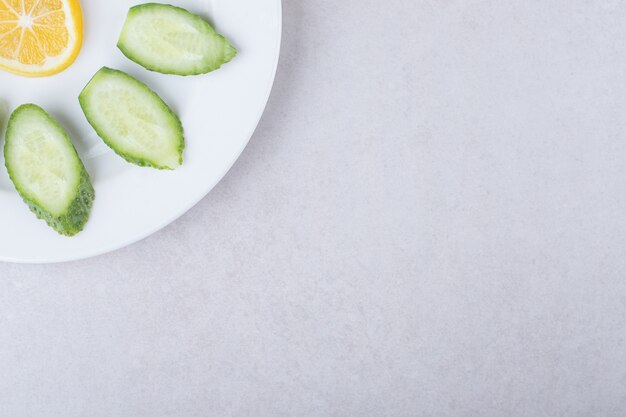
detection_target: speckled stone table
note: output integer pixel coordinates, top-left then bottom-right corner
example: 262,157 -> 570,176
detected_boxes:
2,1 -> 626,416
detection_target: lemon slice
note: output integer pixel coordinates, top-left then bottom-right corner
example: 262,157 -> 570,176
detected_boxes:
0,0 -> 83,77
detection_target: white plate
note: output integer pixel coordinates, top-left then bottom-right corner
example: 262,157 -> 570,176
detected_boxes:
0,0 -> 282,263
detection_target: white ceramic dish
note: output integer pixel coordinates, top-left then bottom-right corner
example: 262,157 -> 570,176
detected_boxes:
0,0 -> 282,263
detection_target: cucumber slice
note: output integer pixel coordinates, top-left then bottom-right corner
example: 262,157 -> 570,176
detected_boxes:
4,104 -> 95,237
117,3 -> 237,76
79,67 -> 184,170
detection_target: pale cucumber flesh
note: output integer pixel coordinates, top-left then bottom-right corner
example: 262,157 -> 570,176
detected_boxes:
4,104 -> 94,236
79,67 -> 184,170
118,3 -> 236,76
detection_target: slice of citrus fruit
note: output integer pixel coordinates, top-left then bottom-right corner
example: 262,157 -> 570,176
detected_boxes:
0,0 -> 83,77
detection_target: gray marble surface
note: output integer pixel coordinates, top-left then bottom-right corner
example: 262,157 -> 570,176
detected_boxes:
2,0 -> 626,415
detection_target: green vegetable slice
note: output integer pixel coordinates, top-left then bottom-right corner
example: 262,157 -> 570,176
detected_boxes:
4,104 -> 95,236
118,3 -> 237,76
79,67 -> 184,170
